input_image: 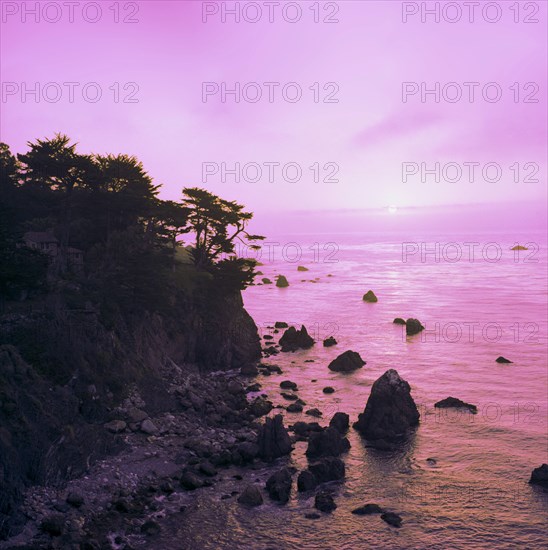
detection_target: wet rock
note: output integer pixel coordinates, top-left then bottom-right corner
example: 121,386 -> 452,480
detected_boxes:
281,392 -> 299,401
328,350 -> 365,373
66,492 -> 84,508
279,326 -> 314,352
353,369 -> 420,447
249,397 -> 273,417
141,520 -> 161,536
323,386 -> 335,394
180,471 -> 204,490
280,380 -> 298,390
237,485 -> 263,506
434,396 -> 477,414
266,468 -> 292,503
315,491 -> 337,513
393,318 -> 406,325
104,420 -> 127,433
266,364 -> 283,374
308,457 -> 345,483
262,278 -> 272,285
297,470 -> 318,492
40,515 -> 64,536
246,383 -> 261,392
405,318 -> 424,336
362,290 -> 378,302
352,503 -> 384,515
257,414 -> 292,461
275,322 -> 289,328
496,356 -> 513,364
529,464 -> 548,487
306,408 -> 322,417
292,421 -> 323,438
276,275 -> 289,287
323,337 -> 337,347
264,335 -> 274,340
140,419 -> 159,435
287,402 -> 303,413
306,427 -> 350,458
329,412 -> 350,433
381,512 -> 402,527
297,266 -> 309,271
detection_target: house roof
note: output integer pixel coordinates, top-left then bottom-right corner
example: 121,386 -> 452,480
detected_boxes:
24,231 -> 58,244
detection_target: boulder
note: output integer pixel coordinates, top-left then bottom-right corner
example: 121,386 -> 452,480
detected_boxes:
291,421 -> 323,438
306,408 -> 322,418
262,278 -> 273,285
180,471 -> 204,490
328,350 -> 365,373
323,336 -> 338,347
280,380 -> 298,390
140,419 -> 159,435
236,442 -> 259,463
405,318 -> 424,336
529,464 -> 548,487
238,485 -> 263,506
353,369 -> 420,447
257,414 -> 292,461
275,322 -> 289,328
276,275 -> 289,288
351,503 -> 384,515
329,412 -> 349,433
287,402 -> 303,413
362,290 -> 378,302
308,457 -> 345,482
266,468 -> 292,503
126,408 -> 148,423
306,427 -> 350,458
279,326 -> 314,352
393,318 -> 406,325
66,492 -> 84,508
104,420 -> 126,433
249,397 -> 273,417
323,386 -> 335,394
281,392 -> 299,401
434,397 -> 477,414
240,364 -> 259,376
381,512 -> 402,527
314,491 -> 336,513
496,356 -> 513,364
297,470 -> 318,492
297,266 -> 309,271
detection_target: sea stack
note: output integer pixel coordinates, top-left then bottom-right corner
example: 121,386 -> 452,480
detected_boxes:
353,369 -> 420,447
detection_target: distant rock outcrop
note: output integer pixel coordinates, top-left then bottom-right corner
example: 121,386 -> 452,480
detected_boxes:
393,318 -> 406,325
279,326 -> 314,352
529,464 -> 548,487
362,290 -> 378,302
405,318 -> 424,336
276,275 -> 289,287
328,350 -> 365,373
257,415 -> 292,462
434,397 -> 477,414
353,369 -> 420,447
496,356 -> 512,364
323,336 -> 337,347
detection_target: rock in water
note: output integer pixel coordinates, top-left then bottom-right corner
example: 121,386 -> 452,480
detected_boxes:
279,326 -> 314,352
308,457 -> 345,482
329,412 -> 350,433
266,468 -> 293,503
405,318 -> 424,336
511,245 -> 528,251
257,415 -> 292,461
381,512 -> 402,527
276,275 -> 289,287
529,464 -> 548,487
496,356 -> 513,364
297,266 -> 309,271
306,427 -> 350,458
262,278 -> 272,284
434,397 -> 477,414
323,336 -> 337,347
352,503 -> 384,515
362,290 -> 378,302
328,350 -> 365,373
314,491 -> 337,512
238,485 -> 263,506
323,386 -> 335,394
297,470 -> 318,492
353,369 -> 420,446
393,318 -> 406,325
275,321 -> 289,328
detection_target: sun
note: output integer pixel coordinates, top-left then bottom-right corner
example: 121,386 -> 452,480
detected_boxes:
388,205 -> 398,214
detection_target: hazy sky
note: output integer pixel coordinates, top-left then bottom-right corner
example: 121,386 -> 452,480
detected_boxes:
1,1 -> 546,220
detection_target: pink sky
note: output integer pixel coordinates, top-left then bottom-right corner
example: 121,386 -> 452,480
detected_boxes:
1,1 -> 546,221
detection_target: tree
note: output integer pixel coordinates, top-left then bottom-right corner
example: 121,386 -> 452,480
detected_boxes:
181,187 -> 264,270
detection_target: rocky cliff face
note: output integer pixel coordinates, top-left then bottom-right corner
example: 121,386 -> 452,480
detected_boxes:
0,289 -> 260,538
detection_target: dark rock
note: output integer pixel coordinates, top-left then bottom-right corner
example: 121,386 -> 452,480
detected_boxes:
362,290 -> 378,302
352,503 -> 384,515
393,318 -> 406,325
305,512 -> 321,519
141,520 -> 161,536
262,278 -> 272,285
40,515 -> 64,536
264,335 -> 274,340
140,419 -> 159,435
314,491 -> 336,513
287,402 -> 303,413
306,408 -> 322,418
66,492 -> 84,508
323,337 -> 337,347
405,318 -> 424,336
237,485 -> 263,506
266,468 -> 292,503
297,266 -> 309,271
199,461 -> 218,476
529,464 -> 548,487
126,407 -> 148,423
246,383 -> 261,392
104,419 -> 127,433
280,380 -> 298,390
266,364 -> 282,374
434,397 -> 477,414
292,421 -> 323,438
281,392 -> 299,401
308,457 -> 345,482
306,427 -> 350,458
249,397 -> 273,417
381,512 -> 402,527
276,275 -> 289,287
257,414 -> 292,461
329,412 -> 350,433
328,350 -> 365,373
496,356 -> 513,364
297,470 -> 318,492
323,386 -> 335,394
237,442 -> 260,463
180,471 -> 204,490
275,322 -> 289,328
279,326 -> 314,352
353,369 -> 420,446
240,364 -> 259,376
